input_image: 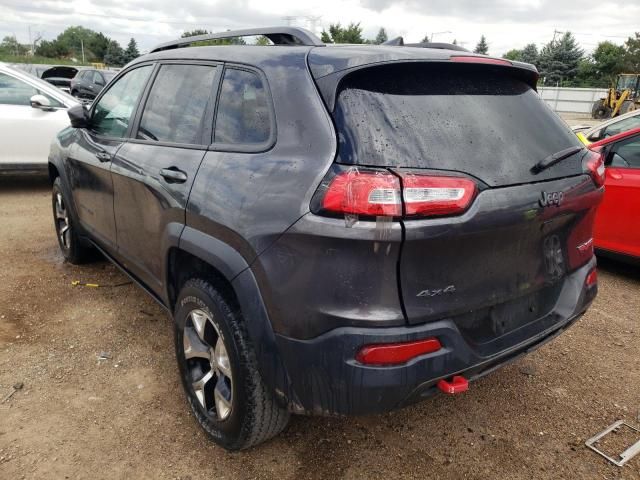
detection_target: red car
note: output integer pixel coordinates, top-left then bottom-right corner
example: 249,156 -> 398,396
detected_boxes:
590,127 -> 640,259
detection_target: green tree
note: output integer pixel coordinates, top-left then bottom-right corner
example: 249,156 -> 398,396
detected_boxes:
574,41 -> 625,88
254,36 -> 271,46
104,40 -> 124,67
87,32 -> 110,61
33,26 -> 113,62
503,49 -> 522,61
122,38 -> 140,64
321,23 -> 364,44
420,34 -> 430,44
473,35 -> 489,55
35,39 -> 67,58
538,32 -> 583,85
181,29 -> 209,38
622,32 -> 640,71
520,43 -> 539,65
375,28 -> 388,44
0,36 -> 28,56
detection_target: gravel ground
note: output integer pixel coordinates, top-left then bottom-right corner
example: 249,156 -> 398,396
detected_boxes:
0,173 -> 639,480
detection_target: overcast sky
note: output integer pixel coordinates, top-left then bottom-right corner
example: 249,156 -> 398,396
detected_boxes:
1,0 -> 638,56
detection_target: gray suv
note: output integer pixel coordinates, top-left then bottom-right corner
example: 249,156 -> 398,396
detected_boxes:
48,27 -> 604,450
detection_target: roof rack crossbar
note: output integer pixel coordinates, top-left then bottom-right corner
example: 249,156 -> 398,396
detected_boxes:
150,26 -> 324,53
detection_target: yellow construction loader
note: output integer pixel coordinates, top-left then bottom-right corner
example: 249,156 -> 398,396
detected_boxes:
591,74 -> 640,119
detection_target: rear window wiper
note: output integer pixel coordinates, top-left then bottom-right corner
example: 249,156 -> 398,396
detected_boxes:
531,146 -> 583,174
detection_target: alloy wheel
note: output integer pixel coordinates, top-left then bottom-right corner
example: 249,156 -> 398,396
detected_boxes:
183,309 -> 233,420
54,192 -> 71,250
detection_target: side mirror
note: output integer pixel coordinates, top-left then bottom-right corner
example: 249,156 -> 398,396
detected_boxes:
588,129 -> 603,142
67,103 -> 90,128
30,94 -> 52,110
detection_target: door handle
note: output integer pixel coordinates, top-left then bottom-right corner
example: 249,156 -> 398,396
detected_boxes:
610,172 -> 623,180
160,167 -> 188,183
95,150 -> 112,162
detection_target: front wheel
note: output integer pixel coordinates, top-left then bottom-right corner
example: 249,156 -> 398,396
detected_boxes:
174,278 -> 289,450
591,100 -> 610,119
52,177 -> 93,264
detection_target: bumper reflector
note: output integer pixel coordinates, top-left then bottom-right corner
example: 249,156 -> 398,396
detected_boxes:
586,268 -> 598,287
355,338 -> 442,366
437,375 -> 469,394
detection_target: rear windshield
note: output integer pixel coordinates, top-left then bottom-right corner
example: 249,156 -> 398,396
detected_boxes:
333,63 -> 584,186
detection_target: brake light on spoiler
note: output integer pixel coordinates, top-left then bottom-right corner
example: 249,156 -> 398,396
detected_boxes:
318,169 -> 477,219
450,56 -> 512,67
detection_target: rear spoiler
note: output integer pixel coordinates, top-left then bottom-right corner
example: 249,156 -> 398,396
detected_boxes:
313,57 -> 539,112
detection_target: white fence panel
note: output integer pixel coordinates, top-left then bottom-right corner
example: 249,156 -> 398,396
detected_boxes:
537,87 -> 608,114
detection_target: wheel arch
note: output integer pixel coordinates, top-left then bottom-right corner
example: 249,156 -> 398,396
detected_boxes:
166,238 -> 294,408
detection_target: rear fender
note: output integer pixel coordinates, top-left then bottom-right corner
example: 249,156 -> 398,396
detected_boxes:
175,228 -> 293,407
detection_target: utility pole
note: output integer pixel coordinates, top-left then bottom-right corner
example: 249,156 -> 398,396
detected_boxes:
80,39 -> 85,63
552,29 -> 563,44
283,16 -> 297,26
306,16 -> 322,36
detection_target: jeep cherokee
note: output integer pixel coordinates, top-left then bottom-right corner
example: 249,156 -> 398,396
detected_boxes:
48,27 -> 604,450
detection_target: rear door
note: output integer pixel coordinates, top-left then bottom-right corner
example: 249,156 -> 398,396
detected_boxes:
332,62 -> 599,327
594,134 -> 640,257
111,62 -> 220,295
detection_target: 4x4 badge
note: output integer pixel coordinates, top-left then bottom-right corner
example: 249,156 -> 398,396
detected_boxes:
417,285 -> 456,297
539,191 -> 564,207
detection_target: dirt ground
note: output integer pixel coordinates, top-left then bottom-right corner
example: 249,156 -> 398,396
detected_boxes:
1,172 -> 639,480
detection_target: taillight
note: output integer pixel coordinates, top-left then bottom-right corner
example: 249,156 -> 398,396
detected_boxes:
315,167 -> 477,219
583,149 -> 605,187
321,170 -> 401,217
356,338 -> 442,366
400,174 -> 477,217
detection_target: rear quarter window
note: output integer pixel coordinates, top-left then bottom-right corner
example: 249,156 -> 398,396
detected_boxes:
333,63 -> 584,187
214,68 -> 271,146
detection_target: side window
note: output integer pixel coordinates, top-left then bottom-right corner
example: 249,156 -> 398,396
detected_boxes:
604,116 -> 640,138
91,65 -> 152,138
612,137 -> 640,169
93,71 -> 105,86
0,72 -> 38,105
0,72 -> 63,107
214,68 -> 271,145
136,64 -> 217,145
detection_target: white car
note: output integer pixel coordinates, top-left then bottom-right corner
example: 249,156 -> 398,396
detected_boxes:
572,108 -> 640,144
0,63 -> 79,174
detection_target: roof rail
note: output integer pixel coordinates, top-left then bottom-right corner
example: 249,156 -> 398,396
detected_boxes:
150,26 -> 324,53
382,36 -> 469,52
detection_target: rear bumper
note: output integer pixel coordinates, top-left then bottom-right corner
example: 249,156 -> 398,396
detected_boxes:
276,259 -> 597,415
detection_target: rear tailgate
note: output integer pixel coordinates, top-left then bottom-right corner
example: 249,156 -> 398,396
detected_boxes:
330,61 -> 601,329
398,174 -> 600,324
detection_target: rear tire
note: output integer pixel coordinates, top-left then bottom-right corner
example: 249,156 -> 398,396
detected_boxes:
52,177 -> 93,264
591,100 -> 610,119
174,278 -> 289,450
619,100 -> 636,115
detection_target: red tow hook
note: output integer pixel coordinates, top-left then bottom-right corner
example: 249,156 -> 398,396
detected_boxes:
437,375 -> 469,394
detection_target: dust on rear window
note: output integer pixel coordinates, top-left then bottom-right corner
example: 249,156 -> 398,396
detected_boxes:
333,63 -> 584,187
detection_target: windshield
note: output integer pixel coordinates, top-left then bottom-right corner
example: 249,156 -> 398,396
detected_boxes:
617,75 -> 638,91
333,63 -> 583,187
